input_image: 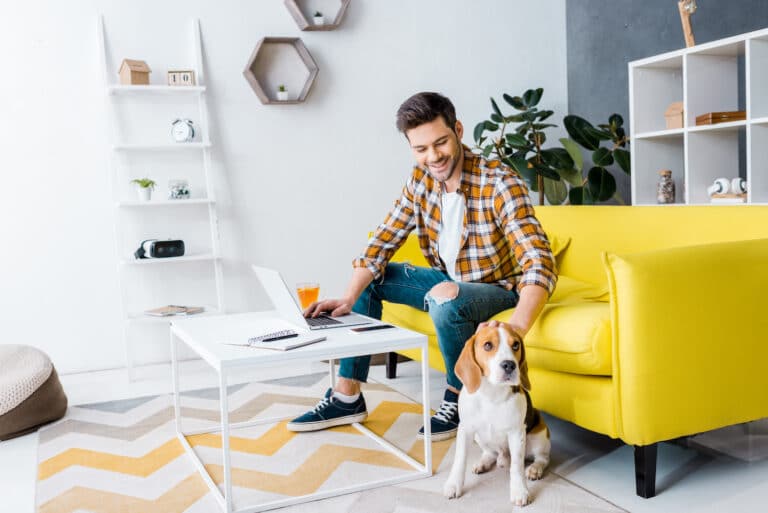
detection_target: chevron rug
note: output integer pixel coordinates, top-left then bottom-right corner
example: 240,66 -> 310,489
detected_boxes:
34,372 -> 456,513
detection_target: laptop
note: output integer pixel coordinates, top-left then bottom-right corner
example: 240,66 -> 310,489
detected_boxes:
251,265 -> 373,330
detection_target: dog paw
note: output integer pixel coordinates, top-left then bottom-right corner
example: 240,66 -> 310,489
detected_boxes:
472,460 -> 494,474
510,487 -> 531,507
496,452 -> 510,469
525,462 -> 546,481
443,480 -> 462,499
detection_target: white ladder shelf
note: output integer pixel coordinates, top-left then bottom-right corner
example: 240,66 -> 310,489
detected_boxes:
98,16 -> 225,379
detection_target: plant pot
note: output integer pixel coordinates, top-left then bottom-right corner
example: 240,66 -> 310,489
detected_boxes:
276,91 -> 289,101
313,15 -> 324,25
137,187 -> 152,201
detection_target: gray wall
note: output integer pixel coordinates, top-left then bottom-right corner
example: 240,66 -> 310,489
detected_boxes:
566,0 -> 768,202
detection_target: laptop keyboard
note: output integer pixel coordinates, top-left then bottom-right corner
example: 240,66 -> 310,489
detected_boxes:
306,315 -> 342,327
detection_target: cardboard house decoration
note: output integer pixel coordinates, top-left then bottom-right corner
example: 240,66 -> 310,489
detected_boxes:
118,59 -> 151,85
665,101 -> 684,129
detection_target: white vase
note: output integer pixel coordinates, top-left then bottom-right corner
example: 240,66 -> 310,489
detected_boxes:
137,187 -> 152,201
313,15 -> 324,25
276,91 -> 289,101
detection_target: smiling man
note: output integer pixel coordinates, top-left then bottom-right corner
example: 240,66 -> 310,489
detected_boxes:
288,92 -> 557,441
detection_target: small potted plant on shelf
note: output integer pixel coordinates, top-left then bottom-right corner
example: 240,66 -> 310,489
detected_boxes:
313,11 -> 324,25
131,178 -> 156,201
276,84 -> 289,101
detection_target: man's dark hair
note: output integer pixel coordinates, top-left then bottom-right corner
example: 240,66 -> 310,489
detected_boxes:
396,92 -> 457,134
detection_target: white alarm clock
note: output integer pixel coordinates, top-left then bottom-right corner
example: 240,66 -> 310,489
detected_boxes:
171,118 -> 195,142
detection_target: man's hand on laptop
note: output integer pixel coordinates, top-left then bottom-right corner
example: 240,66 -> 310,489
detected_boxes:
303,297 -> 354,318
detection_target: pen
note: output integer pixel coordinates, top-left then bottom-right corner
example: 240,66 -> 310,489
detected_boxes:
261,333 -> 299,342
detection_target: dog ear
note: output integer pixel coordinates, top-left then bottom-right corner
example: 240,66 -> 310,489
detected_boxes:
517,333 -> 532,392
455,335 -> 482,393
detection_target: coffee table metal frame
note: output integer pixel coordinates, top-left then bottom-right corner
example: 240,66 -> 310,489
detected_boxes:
169,312 -> 432,513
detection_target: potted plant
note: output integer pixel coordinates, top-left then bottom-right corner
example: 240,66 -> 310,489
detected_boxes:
473,88 -> 630,205
130,178 -> 156,201
313,11 -> 324,25
276,84 -> 289,101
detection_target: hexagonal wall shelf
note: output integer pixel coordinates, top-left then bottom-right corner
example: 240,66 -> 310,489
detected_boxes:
284,0 -> 351,31
243,37 -> 319,104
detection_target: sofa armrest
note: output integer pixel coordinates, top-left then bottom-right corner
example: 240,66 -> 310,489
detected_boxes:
603,237 -> 768,445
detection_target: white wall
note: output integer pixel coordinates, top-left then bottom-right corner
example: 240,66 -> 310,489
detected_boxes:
0,0 -> 568,374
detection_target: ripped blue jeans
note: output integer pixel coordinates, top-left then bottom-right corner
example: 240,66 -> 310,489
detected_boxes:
338,263 -> 519,390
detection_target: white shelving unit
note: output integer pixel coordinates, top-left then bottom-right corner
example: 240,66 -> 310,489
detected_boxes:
98,16 -> 225,378
629,26 -> 768,206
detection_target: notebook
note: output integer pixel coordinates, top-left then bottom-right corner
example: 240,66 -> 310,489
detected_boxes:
225,332 -> 326,351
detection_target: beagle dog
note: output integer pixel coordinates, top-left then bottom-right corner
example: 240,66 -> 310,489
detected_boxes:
443,324 -> 550,507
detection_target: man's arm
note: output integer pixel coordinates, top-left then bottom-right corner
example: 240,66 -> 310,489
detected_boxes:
506,284 -> 548,336
304,267 -> 374,318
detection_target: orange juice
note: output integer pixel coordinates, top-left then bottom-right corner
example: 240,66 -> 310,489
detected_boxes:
296,283 -> 319,309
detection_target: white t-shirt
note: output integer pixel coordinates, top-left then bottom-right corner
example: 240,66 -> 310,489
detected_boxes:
438,191 -> 466,281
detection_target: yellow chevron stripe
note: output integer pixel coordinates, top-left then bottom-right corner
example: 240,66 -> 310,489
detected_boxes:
37,439 -> 184,481
38,473 -> 208,513
187,421 -> 295,455
37,439 -> 455,513
39,401 -> 449,481
205,443 -> 413,496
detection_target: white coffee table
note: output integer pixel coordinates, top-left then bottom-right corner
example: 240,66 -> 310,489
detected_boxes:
170,311 -> 432,513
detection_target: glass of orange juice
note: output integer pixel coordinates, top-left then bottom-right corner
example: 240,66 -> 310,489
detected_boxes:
296,282 -> 320,309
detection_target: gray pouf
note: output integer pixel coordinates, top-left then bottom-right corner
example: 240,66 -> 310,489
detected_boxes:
0,345 -> 68,440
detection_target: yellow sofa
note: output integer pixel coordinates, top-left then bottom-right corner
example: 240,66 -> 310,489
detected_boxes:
381,205 -> 768,497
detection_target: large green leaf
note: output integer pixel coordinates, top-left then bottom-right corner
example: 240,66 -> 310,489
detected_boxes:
587,126 -> 612,141
473,122 -> 486,143
586,167 -> 617,202
557,167 -> 583,187
592,147 -> 614,166
540,148 -> 574,170
503,93 -> 526,111
504,157 -> 536,186
484,120 -> 499,131
523,88 -> 543,108
505,113 -> 526,123
532,123 -> 557,130
503,156 -> 531,176
490,113 -> 504,123
559,137 -> 584,172
505,133 -> 529,150
544,177 -> 568,205
491,97 -> 503,117
614,148 -> 631,174
568,185 -> 594,205
482,144 -> 495,158
564,115 -> 600,150
537,110 -> 555,121
530,161 -> 561,181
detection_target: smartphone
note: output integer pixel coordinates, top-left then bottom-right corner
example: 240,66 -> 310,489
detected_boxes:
350,324 -> 395,333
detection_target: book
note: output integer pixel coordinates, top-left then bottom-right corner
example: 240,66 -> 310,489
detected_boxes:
144,305 -> 205,317
223,333 -> 327,351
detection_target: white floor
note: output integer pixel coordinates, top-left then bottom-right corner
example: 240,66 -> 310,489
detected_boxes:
3,359 -> 768,513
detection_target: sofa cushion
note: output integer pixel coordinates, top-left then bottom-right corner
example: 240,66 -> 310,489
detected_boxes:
549,275 -> 608,304
505,302 -> 612,376
385,298 -> 612,377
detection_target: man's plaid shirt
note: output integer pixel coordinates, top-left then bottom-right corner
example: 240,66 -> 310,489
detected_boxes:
353,148 -> 557,295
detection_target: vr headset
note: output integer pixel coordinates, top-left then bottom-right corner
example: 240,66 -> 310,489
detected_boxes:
134,239 -> 185,259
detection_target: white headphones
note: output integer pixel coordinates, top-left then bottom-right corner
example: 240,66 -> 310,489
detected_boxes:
707,177 -> 747,196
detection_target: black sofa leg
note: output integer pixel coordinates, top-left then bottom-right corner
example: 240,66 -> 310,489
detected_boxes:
634,443 -> 658,498
385,352 -> 398,379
